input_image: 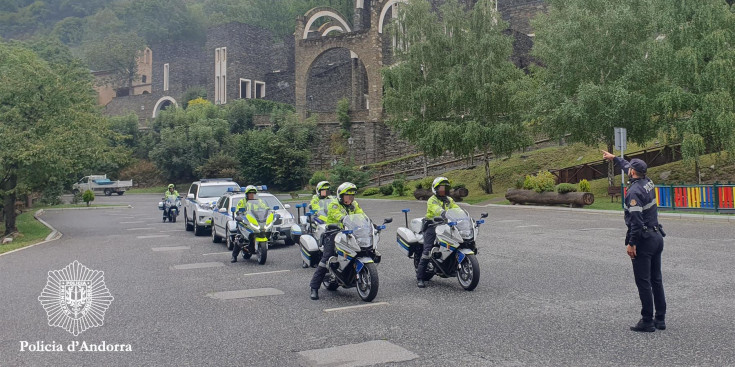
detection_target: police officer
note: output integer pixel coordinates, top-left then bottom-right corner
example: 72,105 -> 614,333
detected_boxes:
231,185 -> 269,263
309,182 -> 364,300
163,184 -> 179,220
309,181 -> 333,223
603,151 -> 667,332
416,177 -> 460,288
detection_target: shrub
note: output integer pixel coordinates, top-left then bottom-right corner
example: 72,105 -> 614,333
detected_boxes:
330,161 -> 371,188
337,98 -> 351,133
379,185 -> 394,196
119,160 -> 165,187
82,190 -> 95,207
534,171 -> 556,193
522,175 -> 534,190
452,183 -> 466,190
362,187 -> 380,196
556,183 -> 578,194
309,171 -> 328,188
71,191 -> 83,205
415,177 -> 433,190
579,179 -> 591,193
392,175 -> 408,196
39,182 -> 63,206
514,176 -> 525,189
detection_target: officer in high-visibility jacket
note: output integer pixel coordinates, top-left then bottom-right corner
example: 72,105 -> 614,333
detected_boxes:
309,182 -> 363,300
309,181 -> 333,223
232,185 -> 269,263
603,150 -> 667,332
416,177 -> 460,288
162,184 -> 179,220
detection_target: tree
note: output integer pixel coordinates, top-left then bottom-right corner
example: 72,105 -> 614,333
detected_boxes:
651,0 -> 735,175
84,31 -> 146,90
383,0 -> 531,194
0,41 -> 124,235
531,0 -> 664,186
121,0 -> 206,44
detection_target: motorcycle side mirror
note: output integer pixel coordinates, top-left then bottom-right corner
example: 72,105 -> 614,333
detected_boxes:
383,218 -> 393,224
481,213 -> 488,219
401,209 -> 410,213
230,207 -> 236,213
295,204 -> 302,209
376,225 -> 386,230
448,221 -> 457,227
476,219 -> 485,225
273,206 -> 280,210
342,230 -> 353,235
305,212 -> 313,217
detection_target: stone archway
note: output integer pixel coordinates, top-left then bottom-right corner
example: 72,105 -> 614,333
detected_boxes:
302,7 -> 353,39
305,47 -> 370,112
378,0 -> 408,34
152,96 -> 177,118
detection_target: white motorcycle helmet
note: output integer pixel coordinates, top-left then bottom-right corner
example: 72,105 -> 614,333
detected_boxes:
337,182 -> 358,204
315,181 -> 330,197
432,177 -> 451,195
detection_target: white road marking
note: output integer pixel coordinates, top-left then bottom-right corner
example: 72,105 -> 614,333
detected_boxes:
497,219 -> 523,223
171,262 -> 224,270
202,251 -> 232,256
323,302 -> 390,312
152,246 -> 190,252
120,221 -> 145,224
137,234 -> 170,239
577,228 -> 618,231
159,230 -> 185,233
299,340 -> 417,366
515,225 -> 541,228
243,270 -> 290,276
126,227 -> 155,231
206,288 -> 284,300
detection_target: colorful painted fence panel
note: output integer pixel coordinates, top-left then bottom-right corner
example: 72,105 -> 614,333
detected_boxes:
629,184 -> 735,212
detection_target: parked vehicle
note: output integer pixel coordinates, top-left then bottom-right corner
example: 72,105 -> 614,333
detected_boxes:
183,179 -> 240,236
316,213 -> 392,302
232,207 -> 280,265
72,175 -> 132,196
396,208 -> 487,291
158,197 -> 181,223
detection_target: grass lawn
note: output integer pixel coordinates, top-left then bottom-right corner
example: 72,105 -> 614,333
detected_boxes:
0,211 -> 52,255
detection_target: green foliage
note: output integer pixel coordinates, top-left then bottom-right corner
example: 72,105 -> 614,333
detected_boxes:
84,31 -> 146,88
379,185 -> 394,196
226,99 -> 255,134
309,171 -> 328,188
119,160 -> 165,187
248,99 -> 295,115
330,160 -> 371,189
109,114 -> 139,149
337,98 -> 351,134
522,175 -> 534,190
52,17 -> 84,45
0,41 -> 126,234
39,181 -> 64,206
82,189 -> 95,206
362,187 -> 380,196
556,183 -> 578,194
514,176 -> 525,189
579,179 -> 591,193
383,0 -> 531,194
414,177 -> 433,190
452,183 -> 466,190
391,175 -> 408,196
121,0 -> 206,44
182,87 -> 208,109
195,153 -> 243,184
521,171 -> 556,193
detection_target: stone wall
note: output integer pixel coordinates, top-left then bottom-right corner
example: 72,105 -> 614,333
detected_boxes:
498,0 -> 547,35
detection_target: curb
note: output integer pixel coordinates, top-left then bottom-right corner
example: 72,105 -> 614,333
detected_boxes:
479,203 -> 734,222
0,210 -> 63,258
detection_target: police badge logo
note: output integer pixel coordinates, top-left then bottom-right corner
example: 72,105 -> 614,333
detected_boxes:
630,199 -> 637,206
38,261 -> 114,336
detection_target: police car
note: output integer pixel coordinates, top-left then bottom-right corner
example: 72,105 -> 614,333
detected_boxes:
183,178 -> 241,236
210,186 -> 296,250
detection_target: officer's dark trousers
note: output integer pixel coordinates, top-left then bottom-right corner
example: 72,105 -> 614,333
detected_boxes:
416,225 -> 436,281
309,233 -> 337,290
232,235 -> 249,259
631,232 -> 667,322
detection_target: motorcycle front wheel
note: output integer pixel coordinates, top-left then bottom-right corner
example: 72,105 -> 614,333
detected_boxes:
257,241 -> 267,265
457,254 -> 480,291
357,263 -> 379,302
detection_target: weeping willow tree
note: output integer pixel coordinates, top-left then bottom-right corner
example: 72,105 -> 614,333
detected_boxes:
651,0 -> 735,180
382,0 -> 531,194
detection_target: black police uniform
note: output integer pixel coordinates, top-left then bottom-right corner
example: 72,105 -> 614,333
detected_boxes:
614,157 -> 667,330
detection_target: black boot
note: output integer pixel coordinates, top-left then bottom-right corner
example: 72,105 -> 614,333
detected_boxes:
310,288 -> 319,300
230,255 -> 237,263
630,319 -> 655,332
654,316 -> 666,330
417,279 -> 426,288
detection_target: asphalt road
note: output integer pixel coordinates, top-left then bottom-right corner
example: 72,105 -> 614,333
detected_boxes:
1,194 -> 734,366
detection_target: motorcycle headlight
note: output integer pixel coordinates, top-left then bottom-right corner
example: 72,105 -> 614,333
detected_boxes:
459,228 -> 474,239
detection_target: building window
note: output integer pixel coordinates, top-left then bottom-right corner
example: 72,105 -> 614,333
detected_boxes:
214,47 -> 227,104
163,63 -> 169,91
255,81 -> 265,99
142,75 -> 147,83
240,79 -> 252,99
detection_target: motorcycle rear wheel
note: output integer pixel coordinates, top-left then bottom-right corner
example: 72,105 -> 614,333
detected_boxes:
357,263 -> 379,302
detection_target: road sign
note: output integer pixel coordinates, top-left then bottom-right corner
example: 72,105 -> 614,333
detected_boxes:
614,127 -> 627,152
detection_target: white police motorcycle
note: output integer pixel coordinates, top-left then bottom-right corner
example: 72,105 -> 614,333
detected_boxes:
232,206 -> 279,265
396,207 -> 486,291
292,200 -> 332,268
158,196 -> 181,223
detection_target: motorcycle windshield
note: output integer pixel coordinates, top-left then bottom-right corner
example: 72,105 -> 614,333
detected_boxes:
446,208 -> 473,239
165,198 -> 177,205
342,214 -> 373,248
246,209 -> 270,223
317,199 -> 331,217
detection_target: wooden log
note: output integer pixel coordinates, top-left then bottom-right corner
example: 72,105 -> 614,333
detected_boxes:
505,189 -> 594,207
413,189 -> 432,201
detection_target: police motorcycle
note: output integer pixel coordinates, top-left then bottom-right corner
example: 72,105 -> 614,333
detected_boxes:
292,199 -> 332,268
158,196 -> 182,223
231,206 -> 280,265
396,208 -> 487,291
320,214 -> 392,302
